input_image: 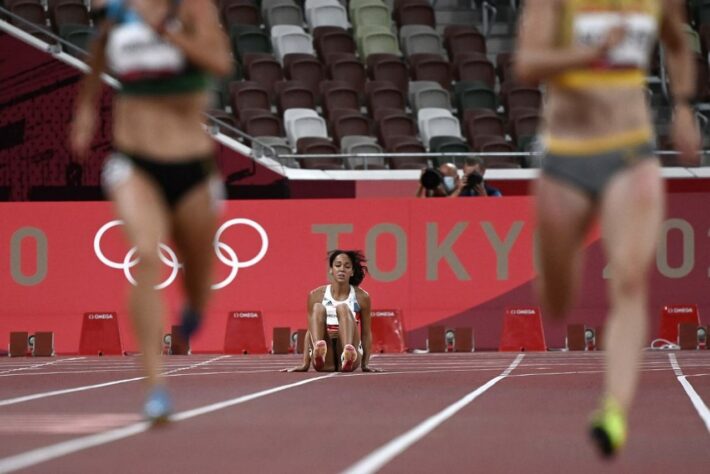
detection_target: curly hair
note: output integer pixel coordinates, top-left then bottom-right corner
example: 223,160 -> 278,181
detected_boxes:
328,249 -> 368,287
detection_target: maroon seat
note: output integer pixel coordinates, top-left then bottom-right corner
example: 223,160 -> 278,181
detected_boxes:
10,1 -> 49,37
509,109 -> 540,148
284,55 -> 325,101
366,81 -> 406,117
275,80 -> 316,115
242,111 -> 283,139
245,55 -> 283,100
444,25 -> 486,58
296,138 -> 344,169
50,2 -> 89,33
479,140 -> 521,168
396,2 -> 435,28
367,54 -> 410,95
315,28 -> 357,64
505,86 -> 542,114
377,111 -> 418,149
321,81 -> 359,118
495,51 -> 514,84
222,2 -> 260,28
465,114 -> 506,150
229,81 -> 270,121
385,136 -> 428,169
327,53 -> 366,95
455,56 -> 496,89
330,111 -> 372,146
410,54 -> 452,90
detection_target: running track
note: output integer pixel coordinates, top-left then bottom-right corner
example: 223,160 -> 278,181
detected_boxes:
0,352 -> 708,473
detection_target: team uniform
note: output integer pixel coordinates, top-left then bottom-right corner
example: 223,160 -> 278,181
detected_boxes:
318,284 -> 364,359
542,0 -> 661,199
100,0 -> 221,209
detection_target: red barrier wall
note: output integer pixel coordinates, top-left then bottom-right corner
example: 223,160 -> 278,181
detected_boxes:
1,194 -> 708,353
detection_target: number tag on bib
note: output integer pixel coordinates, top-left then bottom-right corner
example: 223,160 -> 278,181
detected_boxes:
573,13 -> 657,68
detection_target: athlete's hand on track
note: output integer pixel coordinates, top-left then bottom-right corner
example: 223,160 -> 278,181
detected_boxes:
671,106 -> 701,166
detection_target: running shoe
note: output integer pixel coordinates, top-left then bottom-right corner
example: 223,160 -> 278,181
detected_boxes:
143,386 -> 173,425
312,340 -> 327,370
179,306 -> 202,340
341,344 -> 358,372
589,397 -> 627,458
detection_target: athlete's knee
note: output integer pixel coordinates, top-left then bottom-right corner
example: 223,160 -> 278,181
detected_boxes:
335,304 -> 352,320
133,244 -> 161,271
311,303 -> 326,320
609,266 -> 646,298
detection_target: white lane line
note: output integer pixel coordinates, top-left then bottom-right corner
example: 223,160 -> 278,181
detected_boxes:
0,374 -> 336,473
0,356 -> 227,408
341,354 -> 525,474
668,353 -> 710,434
0,358 -> 86,375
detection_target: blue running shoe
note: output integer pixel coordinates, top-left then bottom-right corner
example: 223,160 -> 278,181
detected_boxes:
143,386 -> 173,424
179,306 -> 202,340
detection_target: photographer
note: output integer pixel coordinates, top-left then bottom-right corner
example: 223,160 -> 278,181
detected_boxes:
416,163 -> 460,198
449,157 -> 502,198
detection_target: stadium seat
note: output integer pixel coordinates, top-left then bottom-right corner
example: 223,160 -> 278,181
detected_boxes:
351,1 -> 391,34
244,55 -> 284,100
504,85 -> 542,115
284,108 -> 328,148
429,135 -> 470,166
296,138 -> 344,169
261,0 -> 296,19
230,81 -> 270,121
50,2 -> 89,34
341,136 -> 387,169
444,24 -> 486,58
231,27 -> 272,62
399,25 -> 445,58
377,110 -> 418,149
455,54 -> 496,89
283,54 -> 325,100
257,136 -> 300,167
327,53 -> 367,95
455,81 -> 497,112
395,1 -> 435,28
221,2 -> 260,28
410,54 -> 453,91
271,25 -> 315,64
385,136 -> 428,169
465,113 -> 506,150
321,81 -> 360,118
241,110 -> 284,140
265,3 -> 304,29
367,53 -> 409,92
59,24 -> 93,57
409,81 -> 451,114
275,80 -> 316,115
365,81 -> 406,117
510,110 -> 540,149
330,110 -> 372,146
306,0 -> 349,30
357,26 -> 401,59
417,107 -> 462,148
9,1 -> 50,38
315,28 -> 357,63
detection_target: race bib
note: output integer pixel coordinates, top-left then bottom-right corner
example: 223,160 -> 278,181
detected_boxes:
573,13 -> 657,68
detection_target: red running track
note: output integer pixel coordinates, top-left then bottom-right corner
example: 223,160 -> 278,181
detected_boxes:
0,352 -> 708,473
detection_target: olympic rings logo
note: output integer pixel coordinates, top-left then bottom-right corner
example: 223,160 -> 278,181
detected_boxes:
93,218 -> 268,290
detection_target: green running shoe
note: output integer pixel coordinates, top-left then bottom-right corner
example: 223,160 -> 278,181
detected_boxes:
589,397 -> 627,458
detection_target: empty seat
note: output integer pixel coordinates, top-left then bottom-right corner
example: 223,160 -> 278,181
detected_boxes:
261,0 -> 296,18
230,81 -> 270,120
429,135 -> 470,166
59,24 -> 93,57
327,53 -> 366,94
455,81 -> 497,112
479,139 -> 521,168
510,110 -> 540,148
50,2 -> 89,33
245,55 -> 284,100
444,24 -> 486,58
377,110 -> 417,149
231,27 -> 272,62
10,2 -> 49,37
271,25 -> 315,63
206,109 -> 240,139
417,108 -> 462,148
496,51 -> 514,84
221,2 -> 260,28
386,136 -> 428,169
284,108 -> 327,147
258,136 -> 300,168
352,2 -> 392,33
357,26 -> 401,59
400,25 -> 444,57
455,55 -> 496,89
265,3 -> 304,29
395,1 -> 435,28
321,81 -> 360,117
296,137 -> 344,169
341,136 -> 387,169
283,54 -> 325,99
242,110 -> 284,139
367,53 -> 409,92
410,54 -> 453,91
276,80 -> 316,115
465,113 -> 506,150
409,81 -> 451,114
307,1 -> 349,30
365,80 -> 406,116
330,110 -> 372,145
315,28 -> 357,63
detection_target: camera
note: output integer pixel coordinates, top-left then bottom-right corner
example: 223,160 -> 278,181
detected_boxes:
463,172 -> 483,190
420,167 -> 442,190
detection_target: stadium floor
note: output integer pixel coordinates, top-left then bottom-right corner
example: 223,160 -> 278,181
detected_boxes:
0,351 -> 708,473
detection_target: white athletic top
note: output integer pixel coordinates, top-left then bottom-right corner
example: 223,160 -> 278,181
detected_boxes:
323,285 -> 360,327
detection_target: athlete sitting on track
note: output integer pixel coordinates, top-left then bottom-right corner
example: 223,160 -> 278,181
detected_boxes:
515,0 -> 699,458
285,250 -> 382,373
70,0 -> 231,423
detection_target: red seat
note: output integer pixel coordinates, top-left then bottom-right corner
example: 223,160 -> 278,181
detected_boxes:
377,111 -> 418,149
284,55 -> 325,101
315,28 -> 357,64
296,138 -> 344,169
367,54 -> 410,95
327,53 -> 366,95
396,2 -> 435,28
366,81 -> 406,117
410,54 -> 452,90
229,81 -> 270,121
221,2 -> 260,28
244,55 -> 283,100
465,114 -> 505,149
330,110 -> 372,146
444,25 -> 486,58
50,2 -> 89,33
385,136 -> 428,169
241,109 -> 283,139
275,80 -> 316,115
321,81 -> 359,118
455,56 -> 496,89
